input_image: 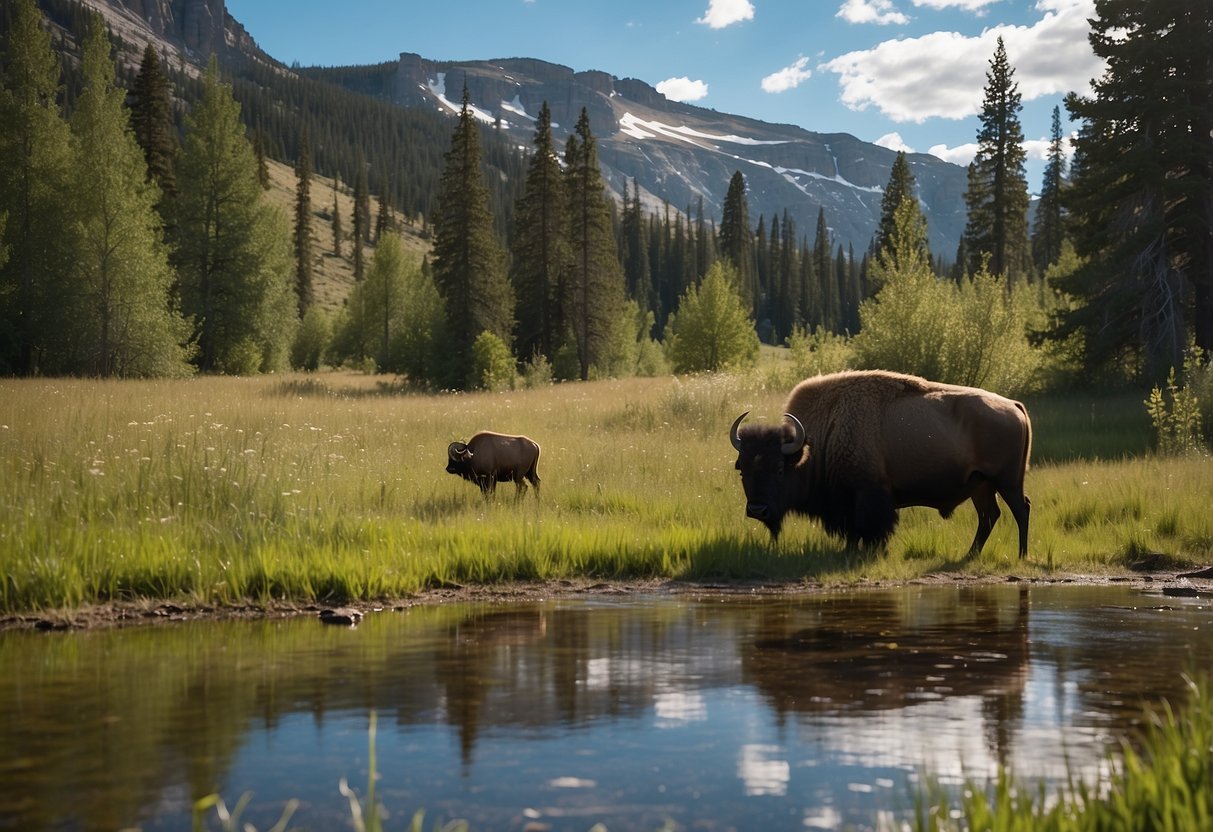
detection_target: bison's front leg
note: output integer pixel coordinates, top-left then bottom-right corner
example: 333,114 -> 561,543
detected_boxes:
852,487 -> 898,550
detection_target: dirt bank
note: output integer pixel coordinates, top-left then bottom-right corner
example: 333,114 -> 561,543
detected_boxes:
4,569 -> 1212,633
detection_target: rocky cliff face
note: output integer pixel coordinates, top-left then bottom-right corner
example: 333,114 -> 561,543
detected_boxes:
392,53 -> 967,256
80,0 -> 261,66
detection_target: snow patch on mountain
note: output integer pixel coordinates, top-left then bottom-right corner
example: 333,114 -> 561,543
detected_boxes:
618,113 -> 788,147
428,72 -> 498,125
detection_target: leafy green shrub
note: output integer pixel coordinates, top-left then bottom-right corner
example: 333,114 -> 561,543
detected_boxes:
786,326 -> 853,378
521,351 -> 553,388
290,305 -> 331,371
1145,365 -> 1205,456
470,330 -> 515,391
852,261 -> 1042,396
664,261 -> 759,373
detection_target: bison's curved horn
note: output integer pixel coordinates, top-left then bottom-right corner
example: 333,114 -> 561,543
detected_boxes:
447,441 -> 465,460
730,411 -> 749,451
781,413 -> 806,456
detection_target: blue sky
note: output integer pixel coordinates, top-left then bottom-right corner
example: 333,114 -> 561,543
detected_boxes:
224,0 -> 1102,190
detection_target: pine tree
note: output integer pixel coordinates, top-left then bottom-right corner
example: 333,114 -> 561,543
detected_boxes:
68,16 -> 190,377
876,151 -> 929,274
1031,105 -> 1067,273
352,161 -> 368,280
962,37 -> 1031,284
1057,0 -> 1213,374
129,42 -> 177,201
431,83 -> 514,387
621,178 -> 654,324
0,0 -> 74,375
171,57 -> 296,373
509,101 -> 568,362
815,208 -> 839,331
251,125 -> 270,190
375,182 -> 393,242
331,176 -> 343,258
718,171 -> 755,313
563,107 -> 625,380
293,128 -> 314,316
364,232 -> 407,371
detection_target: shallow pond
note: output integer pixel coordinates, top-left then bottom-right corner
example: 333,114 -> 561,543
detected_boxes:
2,583 -> 1212,831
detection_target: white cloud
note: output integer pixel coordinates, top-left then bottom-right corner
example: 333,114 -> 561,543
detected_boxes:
761,57 -> 812,93
822,0 -> 1101,122
657,76 -> 710,102
927,141 -> 978,165
695,0 -> 755,29
911,0 -> 1000,11
875,132 -> 914,152
837,0 -> 909,25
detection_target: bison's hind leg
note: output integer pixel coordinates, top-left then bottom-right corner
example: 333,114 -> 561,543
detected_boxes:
966,481 -> 1001,558
526,468 -> 541,500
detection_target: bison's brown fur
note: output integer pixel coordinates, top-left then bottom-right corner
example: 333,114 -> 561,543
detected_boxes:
446,431 -> 542,499
732,370 -> 1032,558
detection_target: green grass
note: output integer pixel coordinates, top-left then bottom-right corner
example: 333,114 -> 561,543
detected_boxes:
911,674 -> 1213,831
1,372 -> 1210,613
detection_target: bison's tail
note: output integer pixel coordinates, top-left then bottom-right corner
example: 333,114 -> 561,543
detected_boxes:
1015,401 -> 1032,474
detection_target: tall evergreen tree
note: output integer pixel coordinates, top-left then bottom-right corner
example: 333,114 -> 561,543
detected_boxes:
814,208 -> 839,331
962,37 -> 1031,284
876,151 -> 929,275
352,161 -> 368,281
171,57 -> 296,373
718,171 -> 756,313
509,101 -> 568,362
563,107 -> 625,380
293,128 -> 314,316
375,180 -> 393,242
1031,105 -> 1067,273
621,179 -> 654,323
432,83 -> 514,386
330,175 -> 343,258
68,17 -> 189,377
0,0 -> 74,375
251,125 -> 270,190
129,42 -> 176,201
774,211 -> 799,342
1058,0 -> 1213,375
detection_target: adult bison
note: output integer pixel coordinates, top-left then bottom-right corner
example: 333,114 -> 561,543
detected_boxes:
446,431 -> 542,498
729,370 -> 1031,558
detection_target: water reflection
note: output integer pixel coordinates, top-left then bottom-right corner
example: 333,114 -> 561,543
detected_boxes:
2,584 -> 1211,831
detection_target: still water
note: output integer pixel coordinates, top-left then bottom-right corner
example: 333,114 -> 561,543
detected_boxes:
2,583 -> 1212,831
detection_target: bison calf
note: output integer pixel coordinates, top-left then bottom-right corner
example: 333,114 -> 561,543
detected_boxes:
730,370 -> 1031,559
446,431 -> 542,499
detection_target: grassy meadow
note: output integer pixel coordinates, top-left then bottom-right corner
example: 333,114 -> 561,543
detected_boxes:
1,369 -> 1211,613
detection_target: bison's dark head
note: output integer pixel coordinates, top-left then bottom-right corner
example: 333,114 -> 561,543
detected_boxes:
730,411 -> 807,540
446,441 -> 474,480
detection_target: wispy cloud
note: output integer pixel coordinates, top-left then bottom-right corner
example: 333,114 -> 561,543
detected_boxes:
911,0 -> 1000,11
822,0 -> 1100,122
837,0 -> 909,25
657,76 -> 710,102
695,0 -> 755,29
761,56 -> 812,93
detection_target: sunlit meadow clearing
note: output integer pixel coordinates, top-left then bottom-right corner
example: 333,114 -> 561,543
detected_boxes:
1,372 -> 1211,612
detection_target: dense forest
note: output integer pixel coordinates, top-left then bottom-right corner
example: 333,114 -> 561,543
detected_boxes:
1,0 -> 1211,403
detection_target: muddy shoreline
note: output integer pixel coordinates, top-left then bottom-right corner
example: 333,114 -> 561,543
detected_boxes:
5,569 -> 1213,633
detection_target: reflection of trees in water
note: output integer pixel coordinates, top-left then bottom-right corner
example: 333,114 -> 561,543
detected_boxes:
6,586 -> 1213,829
741,586 -> 1030,766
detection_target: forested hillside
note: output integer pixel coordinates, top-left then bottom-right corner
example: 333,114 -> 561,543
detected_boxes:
1,0 -> 1211,411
